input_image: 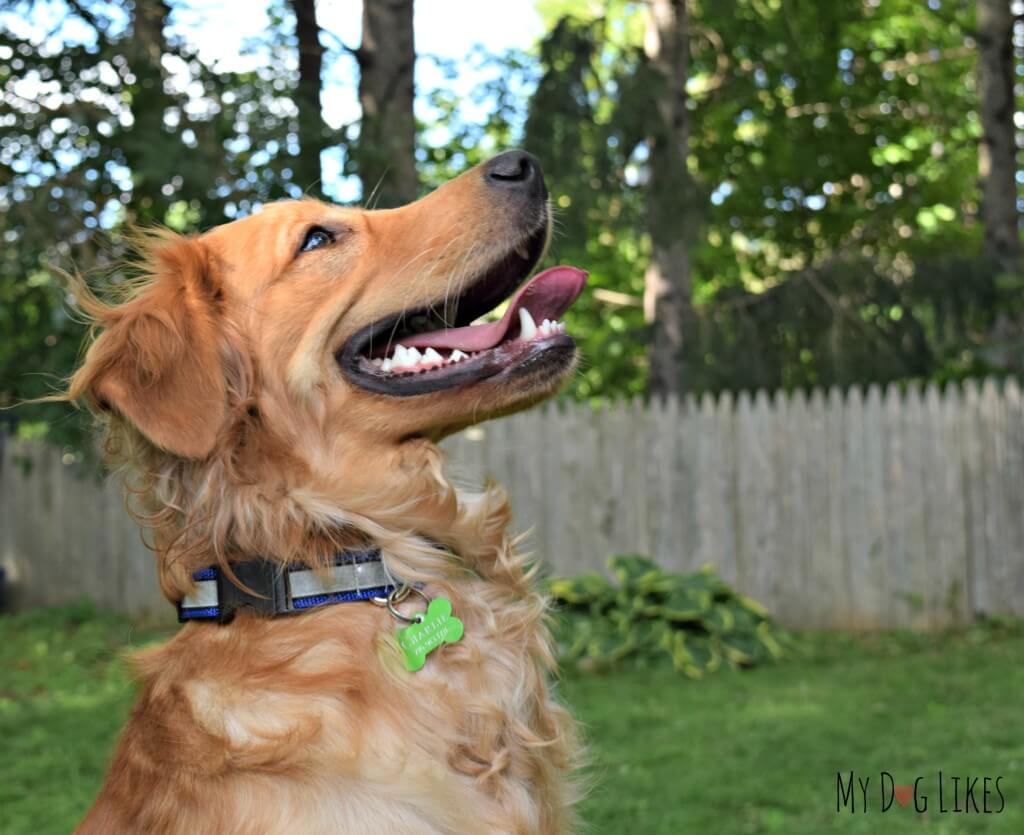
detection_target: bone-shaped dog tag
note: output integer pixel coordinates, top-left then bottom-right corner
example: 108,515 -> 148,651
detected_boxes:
397,597 -> 464,671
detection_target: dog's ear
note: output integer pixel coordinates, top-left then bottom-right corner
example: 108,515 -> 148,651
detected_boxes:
72,233 -> 228,459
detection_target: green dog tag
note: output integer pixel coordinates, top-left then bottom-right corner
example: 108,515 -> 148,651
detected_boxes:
397,597 -> 464,672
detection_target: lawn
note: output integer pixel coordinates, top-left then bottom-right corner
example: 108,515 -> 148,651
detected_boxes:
2,605 -> 1022,834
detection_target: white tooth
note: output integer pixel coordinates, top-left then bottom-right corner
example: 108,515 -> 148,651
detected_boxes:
539,321 -> 551,336
423,347 -> 443,365
450,349 -> 468,362
392,345 -> 408,367
518,308 -> 538,341
381,357 -> 393,372
405,346 -> 422,365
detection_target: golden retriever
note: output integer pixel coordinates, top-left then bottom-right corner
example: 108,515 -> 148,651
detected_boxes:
63,151 -> 586,834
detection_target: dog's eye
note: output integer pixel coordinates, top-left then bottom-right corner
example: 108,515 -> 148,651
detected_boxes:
299,226 -> 334,253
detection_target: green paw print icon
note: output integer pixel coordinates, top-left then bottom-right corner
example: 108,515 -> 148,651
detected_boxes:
397,597 -> 464,671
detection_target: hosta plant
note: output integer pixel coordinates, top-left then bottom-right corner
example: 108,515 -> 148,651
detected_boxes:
546,555 -> 789,678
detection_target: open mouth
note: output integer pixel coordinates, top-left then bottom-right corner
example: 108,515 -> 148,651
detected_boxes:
338,227 -> 587,396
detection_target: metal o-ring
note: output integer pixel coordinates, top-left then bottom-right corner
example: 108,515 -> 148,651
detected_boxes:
371,583 -> 412,607
387,585 -> 429,623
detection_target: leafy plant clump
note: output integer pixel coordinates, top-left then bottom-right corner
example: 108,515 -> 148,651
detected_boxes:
546,555 -> 790,678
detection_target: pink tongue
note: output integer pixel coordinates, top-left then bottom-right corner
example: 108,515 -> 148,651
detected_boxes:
399,266 -> 587,353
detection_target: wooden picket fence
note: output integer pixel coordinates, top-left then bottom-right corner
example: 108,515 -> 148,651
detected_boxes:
2,378 -> 1023,629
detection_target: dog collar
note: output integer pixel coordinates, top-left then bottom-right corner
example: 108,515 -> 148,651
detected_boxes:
177,548 -> 401,624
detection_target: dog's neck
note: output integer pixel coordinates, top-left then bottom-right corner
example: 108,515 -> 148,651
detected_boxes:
127,433 -> 530,607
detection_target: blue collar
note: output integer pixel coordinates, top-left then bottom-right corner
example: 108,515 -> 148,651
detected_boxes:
178,549 -> 399,624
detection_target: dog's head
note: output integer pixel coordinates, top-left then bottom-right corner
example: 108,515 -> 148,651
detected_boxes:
68,152 -> 584,565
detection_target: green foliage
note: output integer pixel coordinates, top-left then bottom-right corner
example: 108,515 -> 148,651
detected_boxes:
416,47 -> 537,188
547,555 -> 789,677
4,0 -> 1022,453
523,11 -> 651,400
518,0 -> 1023,398
1,0 -> 308,449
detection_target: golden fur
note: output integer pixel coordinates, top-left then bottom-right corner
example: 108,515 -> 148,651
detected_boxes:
64,159 -> 582,833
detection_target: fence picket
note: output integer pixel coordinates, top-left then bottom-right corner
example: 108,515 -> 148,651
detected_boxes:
1003,379 -> 1024,609
980,378 -> 1011,614
861,384 -> 887,628
883,384 -> 911,627
4,380 -> 1024,628
804,387 -> 832,628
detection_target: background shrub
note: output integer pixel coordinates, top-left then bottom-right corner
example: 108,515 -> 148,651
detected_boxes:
546,555 -> 791,677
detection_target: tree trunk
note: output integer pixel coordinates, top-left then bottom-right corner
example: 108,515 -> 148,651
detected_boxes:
125,0 -> 173,222
355,0 -> 418,208
977,0 -> 1019,271
289,0 -> 326,194
643,0 -> 696,398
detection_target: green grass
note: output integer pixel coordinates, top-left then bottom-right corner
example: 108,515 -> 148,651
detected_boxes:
565,625 -> 1024,833
2,606 -> 1022,834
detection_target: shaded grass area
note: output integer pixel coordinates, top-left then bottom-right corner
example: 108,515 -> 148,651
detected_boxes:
0,604 -> 169,834
1,605 -> 1022,834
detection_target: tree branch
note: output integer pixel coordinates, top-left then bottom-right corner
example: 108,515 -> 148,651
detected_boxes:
318,27 -> 362,60
878,45 -> 974,74
593,288 -> 643,308
64,0 -> 104,33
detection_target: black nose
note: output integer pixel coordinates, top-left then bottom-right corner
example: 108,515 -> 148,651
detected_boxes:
484,150 -> 546,199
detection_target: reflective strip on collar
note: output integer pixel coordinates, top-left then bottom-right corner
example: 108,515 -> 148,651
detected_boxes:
181,579 -> 218,610
177,554 -> 401,621
288,560 -> 393,601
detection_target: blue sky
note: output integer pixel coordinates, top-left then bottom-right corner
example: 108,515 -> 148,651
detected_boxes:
1,0 -> 545,202
172,0 -> 545,199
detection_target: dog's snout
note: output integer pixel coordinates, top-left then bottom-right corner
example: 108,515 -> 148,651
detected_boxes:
483,150 -> 546,200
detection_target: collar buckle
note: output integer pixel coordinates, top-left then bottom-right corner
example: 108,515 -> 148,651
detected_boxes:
213,559 -> 288,623
175,559 -> 289,624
